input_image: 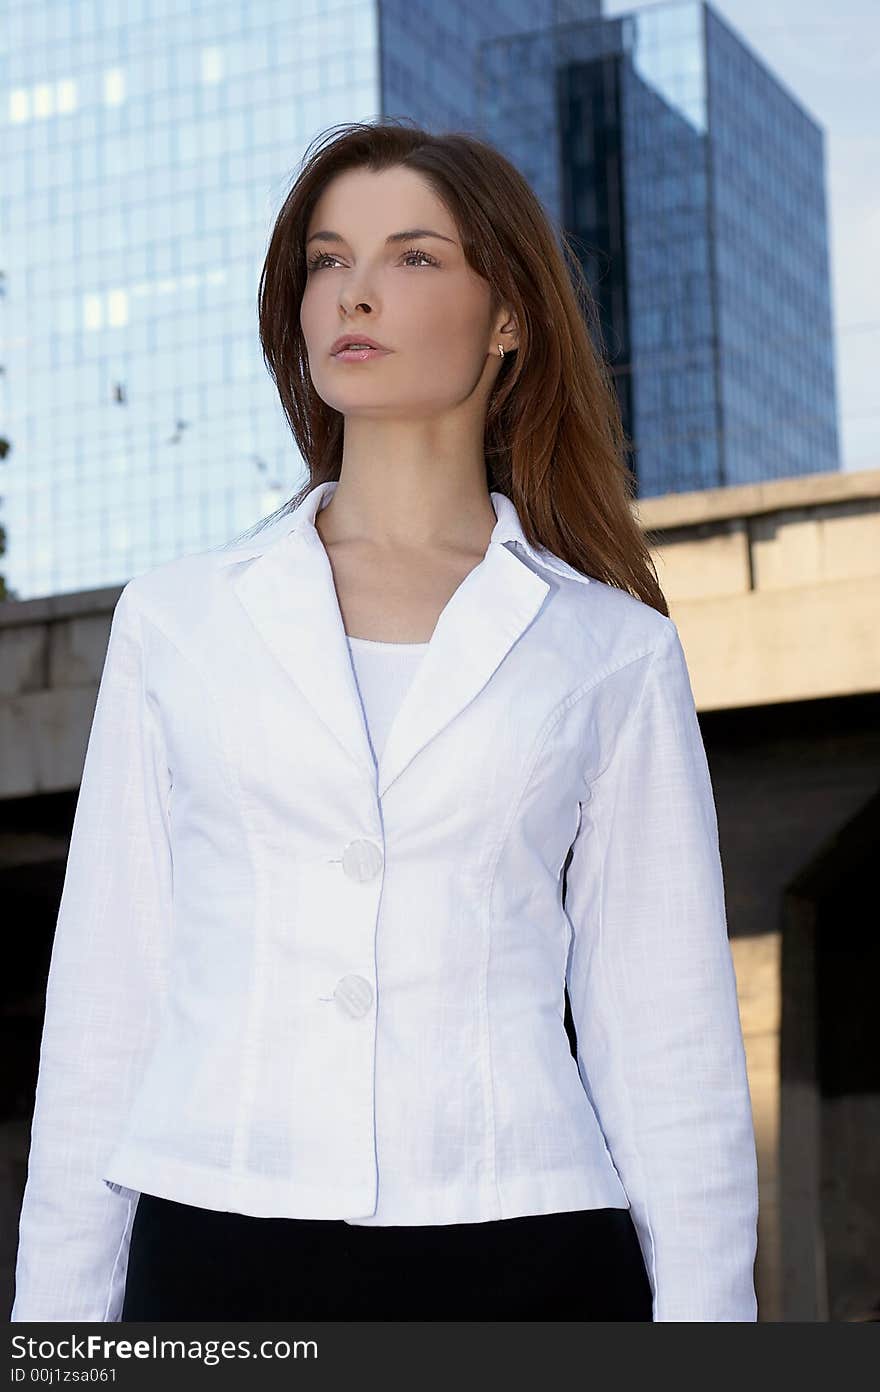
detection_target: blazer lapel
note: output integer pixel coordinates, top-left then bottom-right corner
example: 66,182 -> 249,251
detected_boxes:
377,543 -> 549,796
227,492 -> 379,784
220,481 -> 561,797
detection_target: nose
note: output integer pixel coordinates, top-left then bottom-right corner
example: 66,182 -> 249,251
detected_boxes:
339,274 -> 375,318
341,298 -> 372,314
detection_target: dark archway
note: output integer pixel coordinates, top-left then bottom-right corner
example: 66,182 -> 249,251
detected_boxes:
781,790 -> 880,1321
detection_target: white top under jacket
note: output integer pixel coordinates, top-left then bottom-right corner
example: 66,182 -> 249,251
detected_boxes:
345,635 -> 429,767
11,479 -> 759,1322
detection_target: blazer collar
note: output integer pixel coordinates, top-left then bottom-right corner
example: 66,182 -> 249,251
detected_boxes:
219,480 -> 590,797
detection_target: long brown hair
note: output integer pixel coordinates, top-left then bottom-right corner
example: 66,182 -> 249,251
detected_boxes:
254,118 -> 667,616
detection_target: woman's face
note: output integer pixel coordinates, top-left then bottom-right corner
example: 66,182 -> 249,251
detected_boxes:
300,165 -> 513,419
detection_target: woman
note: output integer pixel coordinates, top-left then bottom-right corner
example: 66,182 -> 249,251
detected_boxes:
11,120 -> 759,1323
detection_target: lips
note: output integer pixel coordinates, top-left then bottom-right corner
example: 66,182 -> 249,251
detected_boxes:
333,346 -> 391,362
330,335 -> 390,355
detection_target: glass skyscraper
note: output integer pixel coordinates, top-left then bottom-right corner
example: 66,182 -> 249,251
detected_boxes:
1,0 -> 837,598
1,0 -> 601,600
480,0 -> 840,495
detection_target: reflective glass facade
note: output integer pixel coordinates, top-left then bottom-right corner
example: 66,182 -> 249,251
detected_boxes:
705,4 -> 838,496
3,0 -> 600,600
481,0 -> 840,495
379,0 -> 599,130
3,0 -> 380,599
3,0 -> 836,597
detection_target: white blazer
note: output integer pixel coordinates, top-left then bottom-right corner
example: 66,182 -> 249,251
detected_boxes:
11,480 -> 759,1323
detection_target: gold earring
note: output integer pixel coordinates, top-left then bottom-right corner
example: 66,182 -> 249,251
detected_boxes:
498,344 -> 505,358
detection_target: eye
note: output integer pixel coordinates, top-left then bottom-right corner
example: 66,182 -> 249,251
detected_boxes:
400,246 -> 439,267
305,246 -> 440,271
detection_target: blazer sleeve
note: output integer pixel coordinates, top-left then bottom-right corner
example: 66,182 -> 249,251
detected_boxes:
10,581 -> 173,1323
563,618 -> 759,1322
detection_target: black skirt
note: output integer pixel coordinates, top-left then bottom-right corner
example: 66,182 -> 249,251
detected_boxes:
121,1192 -> 653,1321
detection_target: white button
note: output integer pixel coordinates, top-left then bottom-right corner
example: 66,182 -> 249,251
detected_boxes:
342,838 -> 384,882
334,974 -> 374,1019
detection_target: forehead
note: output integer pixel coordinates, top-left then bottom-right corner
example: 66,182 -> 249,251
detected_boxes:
306,166 -> 455,234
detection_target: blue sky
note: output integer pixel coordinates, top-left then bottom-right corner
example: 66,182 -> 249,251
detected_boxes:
602,0 -> 880,473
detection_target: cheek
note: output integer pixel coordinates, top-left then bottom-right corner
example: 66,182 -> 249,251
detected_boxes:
416,283 -> 480,340
299,287 -> 320,342
401,291 -> 487,367
429,316 -> 490,384
300,292 -> 334,378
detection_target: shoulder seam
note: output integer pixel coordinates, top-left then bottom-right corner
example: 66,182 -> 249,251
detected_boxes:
589,618 -> 677,786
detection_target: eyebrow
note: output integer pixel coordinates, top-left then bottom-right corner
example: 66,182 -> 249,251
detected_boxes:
305,227 -> 458,247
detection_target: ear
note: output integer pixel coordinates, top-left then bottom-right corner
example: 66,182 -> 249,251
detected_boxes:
493,307 -> 519,355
